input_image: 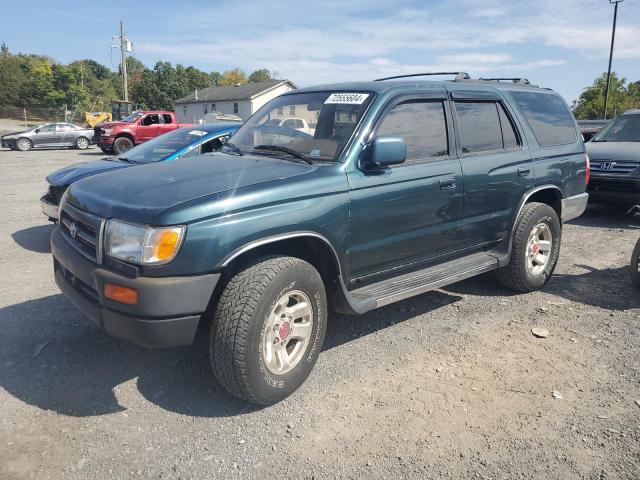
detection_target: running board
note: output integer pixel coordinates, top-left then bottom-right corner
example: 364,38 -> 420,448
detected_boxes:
349,252 -> 498,309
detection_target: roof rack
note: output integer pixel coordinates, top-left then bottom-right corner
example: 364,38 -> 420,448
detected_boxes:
478,77 -> 531,85
374,72 -> 471,82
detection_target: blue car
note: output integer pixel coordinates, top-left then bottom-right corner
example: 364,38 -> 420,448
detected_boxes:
40,123 -> 240,220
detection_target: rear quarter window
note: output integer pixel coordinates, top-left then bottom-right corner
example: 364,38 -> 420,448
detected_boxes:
509,91 -> 577,147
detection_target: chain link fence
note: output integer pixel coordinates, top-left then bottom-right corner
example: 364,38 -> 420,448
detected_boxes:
0,105 -> 85,127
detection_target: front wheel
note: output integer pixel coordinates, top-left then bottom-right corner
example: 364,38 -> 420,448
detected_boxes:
112,137 -> 133,155
16,138 -> 32,151
75,137 -> 90,150
210,256 -> 327,405
495,202 -> 561,292
631,238 -> 640,288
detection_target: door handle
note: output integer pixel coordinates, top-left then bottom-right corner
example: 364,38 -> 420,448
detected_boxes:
439,178 -> 456,190
518,167 -> 531,177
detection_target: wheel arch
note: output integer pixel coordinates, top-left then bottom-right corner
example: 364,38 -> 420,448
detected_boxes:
114,132 -> 135,142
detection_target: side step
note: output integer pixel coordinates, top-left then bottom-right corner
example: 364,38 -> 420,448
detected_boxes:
350,252 -> 498,309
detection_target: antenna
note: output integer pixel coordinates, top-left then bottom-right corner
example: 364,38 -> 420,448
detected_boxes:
375,72 -> 470,82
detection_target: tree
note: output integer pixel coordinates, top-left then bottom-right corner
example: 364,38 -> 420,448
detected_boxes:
219,68 -> 247,86
572,72 -> 636,120
0,44 -> 26,106
210,71 -> 223,87
248,68 -> 272,83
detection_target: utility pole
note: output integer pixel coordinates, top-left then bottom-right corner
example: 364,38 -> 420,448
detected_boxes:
120,20 -> 128,102
603,0 -> 624,120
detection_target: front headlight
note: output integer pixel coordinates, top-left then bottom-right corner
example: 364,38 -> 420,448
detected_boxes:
103,128 -> 113,135
105,220 -> 185,265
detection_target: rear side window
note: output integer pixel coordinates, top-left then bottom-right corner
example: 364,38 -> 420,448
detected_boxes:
162,114 -> 173,124
498,104 -> 519,149
376,100 -> 449,164
510,91 -> 577,146
455,102 -> 503,153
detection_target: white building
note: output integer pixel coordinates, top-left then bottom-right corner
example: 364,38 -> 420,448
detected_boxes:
174,80 -> 297,123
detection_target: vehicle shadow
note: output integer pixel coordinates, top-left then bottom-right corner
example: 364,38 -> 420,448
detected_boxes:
0,290 -> 462,418
78,150 -> 107,157
569,204 -> 640,230
11,224 -> 54,253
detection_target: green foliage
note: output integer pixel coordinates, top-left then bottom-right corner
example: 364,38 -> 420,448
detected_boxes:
0,46 -> 283,116
572,72 -> 640,119
248,68 -> 272,83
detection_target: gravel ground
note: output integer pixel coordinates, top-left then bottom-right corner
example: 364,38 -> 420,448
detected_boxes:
1,147 -> 639,480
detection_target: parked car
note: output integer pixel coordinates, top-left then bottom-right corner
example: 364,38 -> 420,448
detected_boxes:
628,205 -> 640,288
577,119 -> 610,142
40,123 -> 240,221
50,74 -> 588,405
93,111 -> 191,155
585,109 -> 640,205
266,117 -> 314,135
1,123 -> 94,151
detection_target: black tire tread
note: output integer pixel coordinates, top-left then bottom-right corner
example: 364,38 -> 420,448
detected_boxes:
495,202 -> 556,292
631,239 -> 640,288
210,256 -> 311,404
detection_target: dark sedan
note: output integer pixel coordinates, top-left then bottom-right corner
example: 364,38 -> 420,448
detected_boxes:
1,123 -> 95,151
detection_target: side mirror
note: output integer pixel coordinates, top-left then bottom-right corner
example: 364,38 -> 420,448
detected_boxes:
365,136 -> 406,168
34,129 -> 40,134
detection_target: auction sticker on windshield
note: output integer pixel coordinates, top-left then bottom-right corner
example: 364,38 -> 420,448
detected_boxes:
324,93 -> 369,104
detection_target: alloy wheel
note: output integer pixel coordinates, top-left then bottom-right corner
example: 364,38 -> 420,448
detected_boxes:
526,223 -> 553,275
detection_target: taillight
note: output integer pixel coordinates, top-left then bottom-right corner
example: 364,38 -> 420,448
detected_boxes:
584,152 -> 590,185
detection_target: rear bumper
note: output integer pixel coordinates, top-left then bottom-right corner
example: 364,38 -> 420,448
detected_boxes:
561,192 -> 589,222
51,227 -> 220,348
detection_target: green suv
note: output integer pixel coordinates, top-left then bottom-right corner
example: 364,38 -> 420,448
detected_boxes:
51,73 -> 589,404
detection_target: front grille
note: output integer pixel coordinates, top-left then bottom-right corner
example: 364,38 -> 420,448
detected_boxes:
59,205 -> 105,263
590,160 -> 640,175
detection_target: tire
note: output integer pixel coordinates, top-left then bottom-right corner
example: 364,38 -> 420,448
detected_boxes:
75,137 -> 90,150
112,137 -> 133,155
16,138 -> 32,151
495,202 -> 561,292
631,238 -> 640,288
210,256 -> 327,405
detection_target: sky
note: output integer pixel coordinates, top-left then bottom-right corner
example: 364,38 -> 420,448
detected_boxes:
2,0 -> 640,104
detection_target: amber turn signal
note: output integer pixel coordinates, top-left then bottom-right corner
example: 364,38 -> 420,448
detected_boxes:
104,283 -> 138,305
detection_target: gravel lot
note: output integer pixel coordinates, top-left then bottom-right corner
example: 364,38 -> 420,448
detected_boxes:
1,147 -> 639,480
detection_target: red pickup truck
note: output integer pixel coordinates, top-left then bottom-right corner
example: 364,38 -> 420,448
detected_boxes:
94,111 -> 191,155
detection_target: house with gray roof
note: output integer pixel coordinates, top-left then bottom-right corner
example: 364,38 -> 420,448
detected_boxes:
174,80 -> 296,123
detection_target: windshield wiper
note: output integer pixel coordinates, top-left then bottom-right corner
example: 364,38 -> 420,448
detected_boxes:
254,145 -> 313,164
222,141 -> 244,156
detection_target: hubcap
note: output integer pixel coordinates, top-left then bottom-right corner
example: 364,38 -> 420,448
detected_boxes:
526,223 -> 552,275
17,139 -> 29,150
262,290 -> 314,375
78,138 -> 88,148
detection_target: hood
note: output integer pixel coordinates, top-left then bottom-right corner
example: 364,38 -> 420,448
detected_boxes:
1,129 -> 30,138
46,159 -> 132,187
96,121 -> 130,129
585,141 -> 640,161
66,153 -> 317,224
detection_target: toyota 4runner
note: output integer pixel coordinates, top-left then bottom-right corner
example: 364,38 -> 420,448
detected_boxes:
51,73 -> 589,405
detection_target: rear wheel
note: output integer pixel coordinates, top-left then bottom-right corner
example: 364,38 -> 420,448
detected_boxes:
112,137 -> 133,155
210,256 -> 327,405
495,202 -> 561,292
631,238 -> 640,288
16,138 -> 32,151
75,137 -> 90,150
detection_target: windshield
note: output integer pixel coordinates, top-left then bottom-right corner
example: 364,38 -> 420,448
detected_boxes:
593,114 -> 640,142
225,91 -> 373,161
122,112 -> 144,123
120,127 -> 210,164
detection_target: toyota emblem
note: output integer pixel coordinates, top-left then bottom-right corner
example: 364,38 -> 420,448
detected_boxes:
69,222 -> 79,239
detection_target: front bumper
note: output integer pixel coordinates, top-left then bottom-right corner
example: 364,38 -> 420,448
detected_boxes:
2,139 -> 16,149
40,195 -> 60,220
561,192 -> 589,222
587,175 -> 640,204
96,136 -> 115,148
51,226 -> 220,348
